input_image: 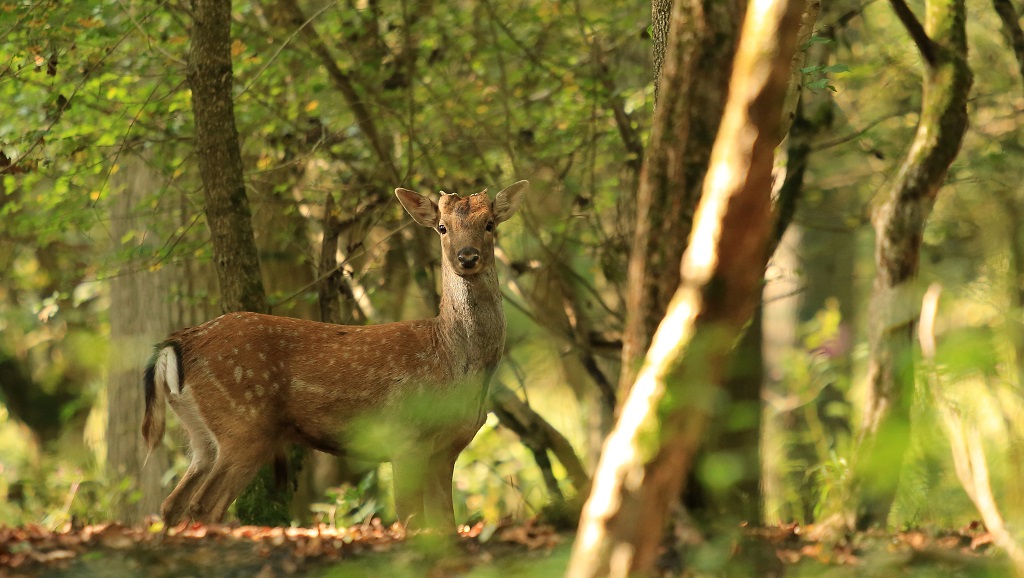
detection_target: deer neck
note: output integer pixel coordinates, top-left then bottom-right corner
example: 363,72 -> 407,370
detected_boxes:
436,263 -> 505,371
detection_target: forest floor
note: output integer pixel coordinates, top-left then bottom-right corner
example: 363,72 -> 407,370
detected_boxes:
0,518 -> 1012,577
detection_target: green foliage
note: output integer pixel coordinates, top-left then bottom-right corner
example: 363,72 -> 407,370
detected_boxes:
0,409 -> 136,528
311,470 -> 380,528
802,63 -> 850,93
233,447 -> 304,527
766,301 -> 854,524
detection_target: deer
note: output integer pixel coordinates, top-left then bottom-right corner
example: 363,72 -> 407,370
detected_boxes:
142,180 -> 528,531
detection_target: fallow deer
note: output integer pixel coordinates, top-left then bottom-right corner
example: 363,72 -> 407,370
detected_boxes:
142,180 -> 529,530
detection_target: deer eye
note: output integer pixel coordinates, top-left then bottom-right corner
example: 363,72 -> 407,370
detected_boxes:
437,223 -> 447,235
485,221 -> 495,232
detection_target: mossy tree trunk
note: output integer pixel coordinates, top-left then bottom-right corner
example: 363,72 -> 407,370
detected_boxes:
853,0 -> 972,529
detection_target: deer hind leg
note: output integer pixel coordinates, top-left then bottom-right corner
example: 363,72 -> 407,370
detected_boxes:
161,391 -> 218,526
187,433 -> 270,524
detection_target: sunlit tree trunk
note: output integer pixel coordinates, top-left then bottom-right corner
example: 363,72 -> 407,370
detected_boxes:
567,1 -> 803,574
854,0 -> 972,528
708,1 -> 819,525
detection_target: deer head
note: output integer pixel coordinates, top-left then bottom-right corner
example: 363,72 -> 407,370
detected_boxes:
395,180 -> 529,277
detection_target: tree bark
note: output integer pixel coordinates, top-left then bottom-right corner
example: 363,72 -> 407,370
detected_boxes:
567,1 -> 803,574
109,156 -> 217,524
188,0 -> 279,524
650,0 -> 672,104
992,0 -> 1024,95
854,0 -> 972,528
189,0 -> 269,316
619,0 -> 746,398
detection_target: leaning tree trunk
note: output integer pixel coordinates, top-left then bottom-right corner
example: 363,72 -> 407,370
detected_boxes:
188,0 -> 281,525
707,0 -> 819,525
854,0 -> 972,528
566,1 -> 804,575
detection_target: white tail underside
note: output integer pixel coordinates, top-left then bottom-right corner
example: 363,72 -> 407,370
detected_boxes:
155,346 -> 181,396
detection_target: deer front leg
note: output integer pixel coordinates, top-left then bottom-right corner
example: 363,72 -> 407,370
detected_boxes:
423,452 -> 458,532
391,452 -> 428,530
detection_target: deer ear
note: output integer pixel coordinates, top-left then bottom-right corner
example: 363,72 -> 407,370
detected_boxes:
492,180 -> 528,223
396,188 -> 439,227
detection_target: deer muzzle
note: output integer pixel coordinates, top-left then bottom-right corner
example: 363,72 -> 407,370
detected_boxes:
457,247 -> 481,270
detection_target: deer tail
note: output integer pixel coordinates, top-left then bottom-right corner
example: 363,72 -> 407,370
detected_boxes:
142,343 -> 181,468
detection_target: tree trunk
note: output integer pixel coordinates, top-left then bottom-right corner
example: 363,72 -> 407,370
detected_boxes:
650,0 -> 672,104
701,1 -> 820,526
109,155 -> 215,524
619,0 -> 746,397
854,0 -> 972,528
188,0 -> 279,525
992,0 -> 1024,95
189,0 -> 269,316
567,1 -> 803,574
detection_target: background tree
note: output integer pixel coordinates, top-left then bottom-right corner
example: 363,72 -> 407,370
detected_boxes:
189,0 -> 269,316
853,0 -> 972,528
105,156 -> 218,523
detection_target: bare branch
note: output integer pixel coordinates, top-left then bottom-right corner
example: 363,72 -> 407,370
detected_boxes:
888,0 -> 937,67
490,381 -> 592,497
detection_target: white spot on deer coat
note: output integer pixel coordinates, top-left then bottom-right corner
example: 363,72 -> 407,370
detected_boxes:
234,366 -> 243,383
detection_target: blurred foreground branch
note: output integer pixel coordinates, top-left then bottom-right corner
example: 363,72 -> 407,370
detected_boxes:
919,284 -> 1024,577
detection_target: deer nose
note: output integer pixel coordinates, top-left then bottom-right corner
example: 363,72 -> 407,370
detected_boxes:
457,247 -> 480,269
